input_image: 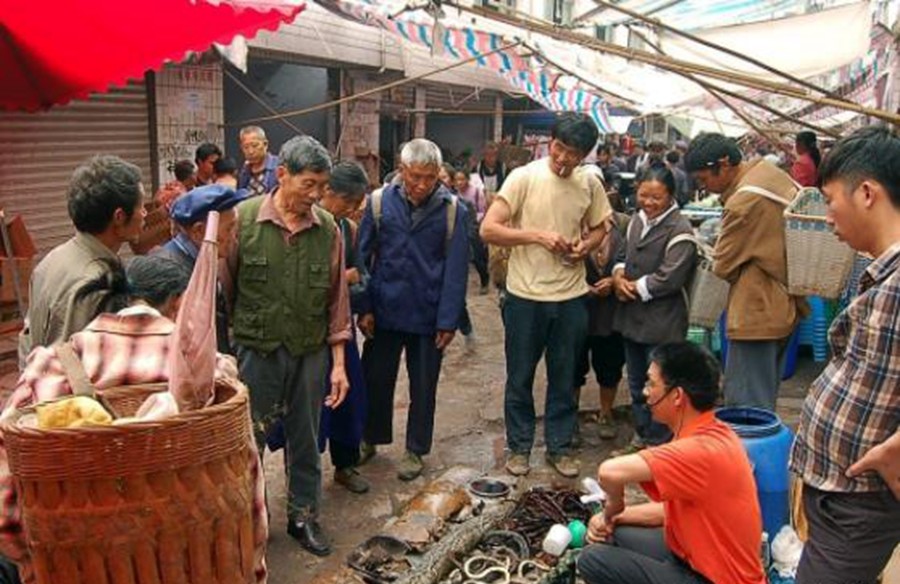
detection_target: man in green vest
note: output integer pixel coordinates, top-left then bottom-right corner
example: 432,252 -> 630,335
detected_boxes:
228,135 -> 351,557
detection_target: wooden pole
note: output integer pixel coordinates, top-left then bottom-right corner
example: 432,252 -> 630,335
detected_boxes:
630,28 -> 799,146
446,2 -> 900,126
591,0 -> 850,104
228,41 -> 523,127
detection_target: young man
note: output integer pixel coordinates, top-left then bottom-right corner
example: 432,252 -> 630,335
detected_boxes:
789,126 -> 900,584
194,142 -> 222,186
357,139 -> 470,482
684,133 -> 800,411
229,136 -> 351,557
18,155 -> 146,366
577,342 -> 765,584
154,184 -> 246,354
237,125 -> 279,198
480,114 -> 611,478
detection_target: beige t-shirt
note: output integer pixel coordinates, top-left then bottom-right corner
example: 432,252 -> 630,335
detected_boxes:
499,159 -> 611,302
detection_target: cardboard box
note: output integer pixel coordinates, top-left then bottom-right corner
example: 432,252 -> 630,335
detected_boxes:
0,215 -> 36,305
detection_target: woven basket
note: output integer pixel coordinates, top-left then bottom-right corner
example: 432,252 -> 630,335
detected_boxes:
1,380 -> 256,584
688,246 -> 729,329
96,382 -> 168,418
131,200 -> 173,255
784,187 -> 855,299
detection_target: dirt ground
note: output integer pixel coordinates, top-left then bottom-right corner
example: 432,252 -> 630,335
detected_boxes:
259,270 -> 825,584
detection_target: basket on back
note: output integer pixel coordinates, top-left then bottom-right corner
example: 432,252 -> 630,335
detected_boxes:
784,187 -> 855,299
1,380 -> 257,584
666,234 -> 729,330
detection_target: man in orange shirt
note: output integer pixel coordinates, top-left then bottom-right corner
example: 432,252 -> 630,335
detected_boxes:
577,342 -> 765,584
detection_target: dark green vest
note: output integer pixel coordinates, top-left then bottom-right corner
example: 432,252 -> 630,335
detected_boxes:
233,196 -> 337,356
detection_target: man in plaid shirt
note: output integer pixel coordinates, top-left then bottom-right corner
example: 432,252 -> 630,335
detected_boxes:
789,126 -> 900,584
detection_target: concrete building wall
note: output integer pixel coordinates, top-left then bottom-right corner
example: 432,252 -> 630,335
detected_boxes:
155,62 -> 224,185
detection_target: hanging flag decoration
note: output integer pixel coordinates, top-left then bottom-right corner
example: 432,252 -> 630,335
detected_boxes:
315,0 -> 613,132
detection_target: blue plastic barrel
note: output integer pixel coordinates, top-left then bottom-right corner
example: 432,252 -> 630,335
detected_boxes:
715,407 -> 794,537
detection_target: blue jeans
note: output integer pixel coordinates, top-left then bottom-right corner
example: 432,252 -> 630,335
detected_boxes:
503,293 -> 587,456
623,340 -> 672,446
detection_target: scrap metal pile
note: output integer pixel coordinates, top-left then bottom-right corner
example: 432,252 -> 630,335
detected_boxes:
440,487 -> 593,584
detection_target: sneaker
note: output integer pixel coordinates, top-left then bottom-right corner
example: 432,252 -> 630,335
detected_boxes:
597,415 -> 617,440
505,452 -> 531,476
611,435 -> 646,457
397,451 -> 424,481
358,441 -> 376,466
545,453 -> 580,478
334,467 -> 370,494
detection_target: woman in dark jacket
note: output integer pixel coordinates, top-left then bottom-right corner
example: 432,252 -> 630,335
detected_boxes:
612,163 -> 697,450
575,190 -> 629,442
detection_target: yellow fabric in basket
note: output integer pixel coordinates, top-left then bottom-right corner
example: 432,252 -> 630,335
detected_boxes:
36,397 -> 113,429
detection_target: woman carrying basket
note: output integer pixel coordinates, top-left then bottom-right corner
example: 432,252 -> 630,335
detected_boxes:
0,256 -> 268,584
612,163 -> 697,452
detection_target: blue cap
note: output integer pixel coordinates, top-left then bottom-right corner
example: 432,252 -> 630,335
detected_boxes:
170,184 -> 247,225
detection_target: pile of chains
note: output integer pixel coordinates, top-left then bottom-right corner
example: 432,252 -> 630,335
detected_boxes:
441,531 -> 549,584
440,488 -> 592,584
501,488 -> 592,554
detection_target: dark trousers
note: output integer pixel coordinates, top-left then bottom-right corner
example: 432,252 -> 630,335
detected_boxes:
503,293 -> 587,456
624,339 -> 672,445
471,236 -> 489,287
724,338 -> 788,411
238,344 -> 328,519
330,441 -> 360,470
577,526 -> 709,584
0,556 -> 20,584
575,332 -> 626,389
796,485 -> 900,584
362,330 -> 443,455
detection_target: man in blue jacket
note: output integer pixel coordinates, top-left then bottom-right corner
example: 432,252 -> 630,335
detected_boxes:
357,138 -> 470,481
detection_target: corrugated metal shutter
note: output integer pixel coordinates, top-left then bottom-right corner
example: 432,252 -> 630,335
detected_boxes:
0,82 -> 152,256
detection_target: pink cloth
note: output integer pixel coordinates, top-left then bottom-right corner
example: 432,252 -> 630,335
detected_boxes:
791,153 -> 818,187
458,183 -> 487,221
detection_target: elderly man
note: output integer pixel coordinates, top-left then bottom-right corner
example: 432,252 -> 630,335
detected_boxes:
577,342 -> 765,584
480,114 -> 611,478
237,125 -> 279,198
790,127 -> 900,584
229,135 -> 351,557
19,155 -> 146,366
154,184 -> 245,354
357,139 -> 470,482
684,133 -> 800,411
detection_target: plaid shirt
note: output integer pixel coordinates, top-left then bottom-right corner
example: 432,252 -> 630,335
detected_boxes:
790,242 -> 900,493
0,307 -> 268,583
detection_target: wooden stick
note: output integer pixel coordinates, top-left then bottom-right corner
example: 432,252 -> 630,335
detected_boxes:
591,0 -> 849,103
447,2 -> 900,126
522,42 -> 636,106
629,28 -> 779,146
228,41 -> 523,127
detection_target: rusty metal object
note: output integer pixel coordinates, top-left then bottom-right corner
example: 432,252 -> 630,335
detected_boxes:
500,488 -> 592,556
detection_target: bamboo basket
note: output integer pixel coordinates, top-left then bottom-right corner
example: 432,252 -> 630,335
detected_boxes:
784,188 -> 855,299
687,253 -> 730,329
131,200 -> 172,255
1,380 -> 257,584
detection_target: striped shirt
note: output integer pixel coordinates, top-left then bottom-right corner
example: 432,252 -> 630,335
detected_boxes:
790,242 -> 900,492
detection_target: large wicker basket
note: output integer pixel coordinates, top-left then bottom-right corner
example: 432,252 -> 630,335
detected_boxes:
131,200 -> 173,255
784,187 -> 855,299
1,380 -> 257,584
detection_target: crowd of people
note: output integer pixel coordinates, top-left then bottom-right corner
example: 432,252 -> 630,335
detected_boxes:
0,114 -> 896,584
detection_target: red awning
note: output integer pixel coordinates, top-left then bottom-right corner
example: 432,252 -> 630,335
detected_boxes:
0,0 -> 305,111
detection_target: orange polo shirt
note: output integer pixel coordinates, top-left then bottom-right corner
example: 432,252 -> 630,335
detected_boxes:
639,411 -> 766,584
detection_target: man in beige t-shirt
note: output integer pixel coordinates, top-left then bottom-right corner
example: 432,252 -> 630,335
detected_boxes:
481,114 -> 611,478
